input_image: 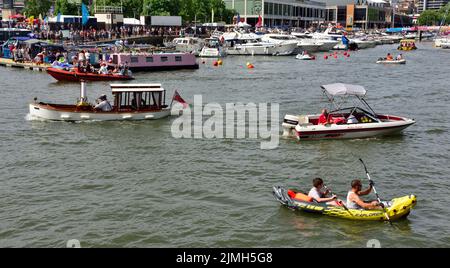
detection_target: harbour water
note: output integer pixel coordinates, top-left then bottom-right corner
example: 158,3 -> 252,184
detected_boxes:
0,43 -> 449,247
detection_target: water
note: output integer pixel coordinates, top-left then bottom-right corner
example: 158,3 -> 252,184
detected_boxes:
0,43 -> 449,248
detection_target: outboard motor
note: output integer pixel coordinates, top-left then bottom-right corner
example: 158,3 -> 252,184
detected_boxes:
282,114 -> 300,137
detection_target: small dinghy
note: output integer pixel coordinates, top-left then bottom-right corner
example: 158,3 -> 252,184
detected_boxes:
376,58 -> 406,64
296,54 -> 316,60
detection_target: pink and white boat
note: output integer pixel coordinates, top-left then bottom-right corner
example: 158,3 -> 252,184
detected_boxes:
282,83 -> 415,140
108,52 -> 199,72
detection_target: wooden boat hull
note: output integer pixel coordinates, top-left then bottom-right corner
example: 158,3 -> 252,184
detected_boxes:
47,68 -> 134,82
29,103 -> 171,121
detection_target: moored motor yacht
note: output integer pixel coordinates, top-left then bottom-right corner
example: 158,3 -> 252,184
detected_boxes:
29,82 -> 187,121
172,37 -> 204,56
282,83 -> 415,140
199,38 -> 227,58
223,31 -> 297,56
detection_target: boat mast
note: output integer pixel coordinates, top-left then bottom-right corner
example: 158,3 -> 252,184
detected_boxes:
80,81 -> 88,104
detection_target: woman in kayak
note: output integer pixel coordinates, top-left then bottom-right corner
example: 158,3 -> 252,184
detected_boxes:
308,178 -> 337,203
347,180 -> 382,210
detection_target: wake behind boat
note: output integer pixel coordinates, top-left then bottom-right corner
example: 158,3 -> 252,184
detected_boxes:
282,83 -> 415,140
29,82 -> 187,121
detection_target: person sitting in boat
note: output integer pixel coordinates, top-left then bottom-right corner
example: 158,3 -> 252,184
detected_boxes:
396,54 -> 403,60
346,179 -> 382,210
318,109 -> 332,125
386,53 -> 394,61
85,63 -> 94,73
98,63 -> 109,75
94,94 -> 113,112
77,61 -> 86,73
308,178 -> 337,204
347,114 -> 358,124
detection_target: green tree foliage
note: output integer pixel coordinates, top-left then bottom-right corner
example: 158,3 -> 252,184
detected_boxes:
28,0 -> 235,23
54,0 -> 79,15
23,0 -> 53,17
418,3 -> 450,25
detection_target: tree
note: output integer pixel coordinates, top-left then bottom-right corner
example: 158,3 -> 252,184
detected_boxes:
24,0 -> 53,17
417,10 -> 440,25
54,0 -> 79,15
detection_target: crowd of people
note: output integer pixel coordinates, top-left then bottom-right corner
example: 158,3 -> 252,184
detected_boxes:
73,49 -> 131,76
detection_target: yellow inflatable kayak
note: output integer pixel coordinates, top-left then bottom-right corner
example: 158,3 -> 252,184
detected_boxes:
273,186 -> 417,221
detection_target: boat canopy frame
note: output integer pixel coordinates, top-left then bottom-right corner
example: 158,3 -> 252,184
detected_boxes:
321,84 -> 381,122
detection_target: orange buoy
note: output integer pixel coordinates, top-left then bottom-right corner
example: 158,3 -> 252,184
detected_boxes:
218,59 -> 223,66
213,61 -> 219,66
246,62 -> 254,69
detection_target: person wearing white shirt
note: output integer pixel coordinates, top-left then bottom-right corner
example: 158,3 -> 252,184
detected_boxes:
94,95 -> 113,112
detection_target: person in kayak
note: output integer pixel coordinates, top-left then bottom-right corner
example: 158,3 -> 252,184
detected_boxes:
347,179 -> 382,210
308,178 -> 337,203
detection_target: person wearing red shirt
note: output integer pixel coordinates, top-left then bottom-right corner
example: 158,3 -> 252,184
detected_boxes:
318,109 -> 331,125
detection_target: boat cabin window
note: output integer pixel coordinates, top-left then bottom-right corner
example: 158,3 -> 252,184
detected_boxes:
146,56 -> 154,63
161,56 -> 168,62
175,56 -> 182,62
113,91 -> 166,111
112,54 -> 119,64
131,56 -> 139,63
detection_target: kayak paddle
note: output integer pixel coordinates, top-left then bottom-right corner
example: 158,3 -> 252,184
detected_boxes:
359,158 -> 393,225
323,184 -> 353,217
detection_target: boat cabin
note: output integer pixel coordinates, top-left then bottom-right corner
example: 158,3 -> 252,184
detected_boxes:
110,84 -> 167,112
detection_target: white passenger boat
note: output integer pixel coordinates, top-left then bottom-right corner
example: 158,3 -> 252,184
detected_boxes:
282,83 -> 415,140
29,82 -> 186,121
199,38 -> 227,58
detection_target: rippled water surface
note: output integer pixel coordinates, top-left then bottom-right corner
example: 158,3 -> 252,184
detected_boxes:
0,43 -> 449,247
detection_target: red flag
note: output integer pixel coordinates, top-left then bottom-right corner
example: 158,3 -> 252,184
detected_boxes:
256,15 -> 262,28
172,90 -> 189,108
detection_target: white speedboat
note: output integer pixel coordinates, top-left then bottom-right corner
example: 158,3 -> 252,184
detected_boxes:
199,38 -> 227,58
296,54 -> 316,60
29,82 -> 186,121
440,38 -> 450,49
282,83 -> 415,140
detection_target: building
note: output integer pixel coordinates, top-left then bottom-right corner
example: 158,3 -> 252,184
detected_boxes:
396,0 -> 418,14
417,0 -> 449,12
325,0 -> 412,29
1,0 -> 25,20
224,0 -> 326,28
